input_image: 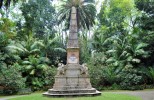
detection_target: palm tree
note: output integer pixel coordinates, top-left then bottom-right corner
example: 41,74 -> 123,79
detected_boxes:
42,34 -> 66,58
57,0 -> 96,30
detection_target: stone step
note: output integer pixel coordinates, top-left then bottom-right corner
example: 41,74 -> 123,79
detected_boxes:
43,90 -> 101,97
48,88 -> 96,94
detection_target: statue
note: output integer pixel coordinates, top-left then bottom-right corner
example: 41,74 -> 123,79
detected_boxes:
80,63 -> 88,75
57,63 -> 65,75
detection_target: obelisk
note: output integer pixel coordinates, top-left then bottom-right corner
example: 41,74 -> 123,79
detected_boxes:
67,6 -> 79,64
43,6 -> 101,96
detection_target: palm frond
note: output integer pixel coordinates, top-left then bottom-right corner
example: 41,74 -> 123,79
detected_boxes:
106,57 -> 115,63
6,45 -> 25,53
29,49 -> 40,54
54,48 -> 66,52
48,36 -> 61,45
30,41 -> 45,50
57,0 -> 96,30
136,43 -> 148,50
106,49 -> 116,54
22,61 -> 31,65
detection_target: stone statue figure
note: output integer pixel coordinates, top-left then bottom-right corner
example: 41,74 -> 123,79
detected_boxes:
80,63 -> 88,75
57,63 -> 65,75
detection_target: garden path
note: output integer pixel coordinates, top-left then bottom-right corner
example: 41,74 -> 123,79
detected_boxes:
0,95 -> 27,100
110,90 -> 154,100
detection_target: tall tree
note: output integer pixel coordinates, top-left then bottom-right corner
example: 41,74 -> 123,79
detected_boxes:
20,0 -> 56,38
57,0 -> 96,30
98,0 -> 135,37
135,0 -> 154,31
135,0 -> 154,66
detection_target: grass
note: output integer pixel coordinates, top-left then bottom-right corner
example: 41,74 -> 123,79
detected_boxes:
9,92 -> 141,100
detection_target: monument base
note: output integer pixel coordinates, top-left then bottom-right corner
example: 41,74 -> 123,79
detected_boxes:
43,64 -> 101,97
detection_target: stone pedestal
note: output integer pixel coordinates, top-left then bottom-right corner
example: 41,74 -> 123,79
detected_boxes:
43,64 -> 101,96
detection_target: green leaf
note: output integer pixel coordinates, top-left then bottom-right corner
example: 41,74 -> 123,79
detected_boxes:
113,61 -> 119,66
31,41 -> 44,50
37,64 -> 47,70
22,61 -> 31,65
25,65 -> 33,70
127,56 -> 133,61
106,50 -> 116,54
54,48 -> 66,52
136,43 -> 148,50
30,69 -> 35,75
6,45 -> 24,52
135,49 -> 146,55
106,57 -> 115,63
132,58 -> 140,63
30,49 -> 40,54
39,57 -> 50,63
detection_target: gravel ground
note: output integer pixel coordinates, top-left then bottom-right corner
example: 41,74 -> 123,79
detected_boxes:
110,90 -> 154,100
0,96 -> 25,100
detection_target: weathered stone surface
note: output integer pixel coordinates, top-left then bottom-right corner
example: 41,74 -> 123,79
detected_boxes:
67,49 -> 79,64
71,20 -> 77,26
43,64 -> 101,96
67,7 -> 78,48
71,14 -> 77,20
68,33 -> 78,39
43,90 -> 101,97
67,40 -> 79,48
69,25 -> 77,33
53,64 -> 91,90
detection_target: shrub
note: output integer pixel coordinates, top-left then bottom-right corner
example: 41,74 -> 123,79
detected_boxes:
88,52 -> 107,90
88,52 -> 144,90
146,67 -> 154,84
88,64 -> 104,90
141,66 -> 154,85
21,55 -> 56,91
0,63 -> 26,95
119,64 -> 143,90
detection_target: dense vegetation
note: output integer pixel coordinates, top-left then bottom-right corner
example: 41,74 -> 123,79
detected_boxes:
0,0 -> 154,95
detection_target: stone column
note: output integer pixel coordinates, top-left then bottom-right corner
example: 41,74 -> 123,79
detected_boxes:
67,7 -> 79,64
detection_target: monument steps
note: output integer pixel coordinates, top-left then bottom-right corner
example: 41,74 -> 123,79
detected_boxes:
43,90 -> 101,97
48,88 -> 97,94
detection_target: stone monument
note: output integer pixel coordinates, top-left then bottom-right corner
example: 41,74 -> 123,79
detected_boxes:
43,6 -> 101,96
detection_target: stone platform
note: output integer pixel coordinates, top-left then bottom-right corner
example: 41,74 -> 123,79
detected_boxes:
43,64 -> 101,97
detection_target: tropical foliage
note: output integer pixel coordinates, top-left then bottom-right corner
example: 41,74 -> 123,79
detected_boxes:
87,0 -> 154,90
